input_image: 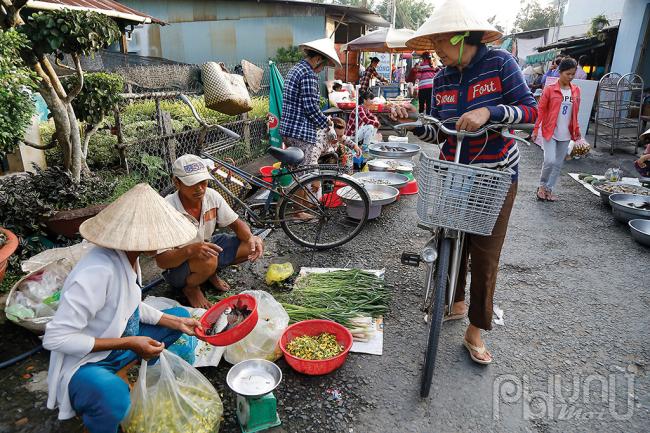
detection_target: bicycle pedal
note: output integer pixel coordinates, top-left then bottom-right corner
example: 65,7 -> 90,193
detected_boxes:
401,252 -> 421,267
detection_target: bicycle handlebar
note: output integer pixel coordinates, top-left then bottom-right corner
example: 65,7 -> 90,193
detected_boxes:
176,93 -> 242,141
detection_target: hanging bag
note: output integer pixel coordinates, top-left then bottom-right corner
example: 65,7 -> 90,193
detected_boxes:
202,62 -> 252,115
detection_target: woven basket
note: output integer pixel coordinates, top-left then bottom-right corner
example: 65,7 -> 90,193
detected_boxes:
210,162 -> 252,211
202,62 -> 252,115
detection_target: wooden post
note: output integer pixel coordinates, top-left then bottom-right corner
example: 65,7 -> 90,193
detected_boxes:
242,113 -> 252,159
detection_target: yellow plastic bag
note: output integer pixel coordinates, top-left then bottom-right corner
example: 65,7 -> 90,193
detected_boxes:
265,263 -> 294,285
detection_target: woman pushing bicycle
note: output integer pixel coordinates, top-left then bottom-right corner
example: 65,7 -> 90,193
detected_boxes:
392,0 -> 538,364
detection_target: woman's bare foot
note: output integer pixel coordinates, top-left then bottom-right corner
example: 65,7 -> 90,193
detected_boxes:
464,324 -> 492,363
208,274 -> 231,292
536,186 -> 547,201
183,286 -> 212,309
545,191 -> 558,201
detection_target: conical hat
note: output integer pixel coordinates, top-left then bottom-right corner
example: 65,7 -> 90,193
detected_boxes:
406,0 -> 502,50
299,38 -> 342,68
79,183 -> 197,251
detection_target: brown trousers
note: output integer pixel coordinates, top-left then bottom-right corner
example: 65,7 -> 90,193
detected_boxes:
453,182 -> 518,330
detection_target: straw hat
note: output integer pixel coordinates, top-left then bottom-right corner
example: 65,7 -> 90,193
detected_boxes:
299,38 -> 342,68
79,183 -> 197,251
406,0 -> 503,50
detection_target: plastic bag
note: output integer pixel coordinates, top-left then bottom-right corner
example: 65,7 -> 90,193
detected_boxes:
224,290 -> 289,364
122,350 -> 223,433
570,138 -> 591,158
265,263 -> 294,285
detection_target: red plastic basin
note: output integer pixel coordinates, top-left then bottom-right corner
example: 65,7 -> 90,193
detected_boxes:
400,179 -> 419,195
259,166 -> 274,183
195,294 -> 258,346
279,320 -> 353,376
321,192 -> 343,208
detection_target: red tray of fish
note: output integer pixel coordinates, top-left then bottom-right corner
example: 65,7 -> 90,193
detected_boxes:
195,294 -> 258,346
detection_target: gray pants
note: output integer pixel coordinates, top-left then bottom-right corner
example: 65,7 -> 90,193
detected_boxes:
539,137 -> 570,192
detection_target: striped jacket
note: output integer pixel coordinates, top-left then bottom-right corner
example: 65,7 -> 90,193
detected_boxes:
416,60 -> 437,90
414,45 -> 537,180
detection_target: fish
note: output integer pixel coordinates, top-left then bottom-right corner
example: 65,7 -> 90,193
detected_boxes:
205,303 -> 253,335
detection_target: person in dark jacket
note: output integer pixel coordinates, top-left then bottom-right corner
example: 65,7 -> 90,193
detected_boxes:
392,0 -> 538,365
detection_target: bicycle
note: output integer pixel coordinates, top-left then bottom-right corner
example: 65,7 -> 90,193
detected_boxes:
397,115 -> 534,397
174,94 -> 371,250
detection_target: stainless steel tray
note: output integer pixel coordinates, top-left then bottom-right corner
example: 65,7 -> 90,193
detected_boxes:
367,158 -> 415,173
629,219 -> 650,247
368,142 -> 421,159
352,172 -> 409,189
593,181 -> 650,206
609,193 -> 650,223
337,184 -> 399,206
226,359 -> 282,398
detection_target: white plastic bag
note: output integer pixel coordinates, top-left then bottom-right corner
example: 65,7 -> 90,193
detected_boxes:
122,350 -> 223,433
224,290 -> 289,364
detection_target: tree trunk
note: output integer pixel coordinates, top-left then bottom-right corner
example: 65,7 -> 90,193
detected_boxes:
32,67 -> 86,181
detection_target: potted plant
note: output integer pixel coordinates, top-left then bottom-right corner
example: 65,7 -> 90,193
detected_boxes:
0,227 -> 19,284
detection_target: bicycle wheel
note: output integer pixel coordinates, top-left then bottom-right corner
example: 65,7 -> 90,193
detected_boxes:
278,172 -> 369,249
420,237 -> 451,398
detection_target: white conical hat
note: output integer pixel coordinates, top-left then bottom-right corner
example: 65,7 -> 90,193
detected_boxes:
406,0 -> 503,50
79,183 -> 197,251
299,38 -> 342,68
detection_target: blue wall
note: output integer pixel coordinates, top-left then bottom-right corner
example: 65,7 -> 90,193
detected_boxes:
611,0 -> 650,78
123,0 -> 327,64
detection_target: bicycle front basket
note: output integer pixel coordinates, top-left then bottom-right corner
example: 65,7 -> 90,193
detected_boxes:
416,153 -> 513,236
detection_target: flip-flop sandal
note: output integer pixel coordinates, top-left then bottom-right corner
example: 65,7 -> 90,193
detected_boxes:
443,310 -> 467,322
536,187 -> 547,201
463,338 -> 492,365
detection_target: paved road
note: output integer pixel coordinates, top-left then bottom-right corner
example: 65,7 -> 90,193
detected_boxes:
1,137 -> 648,433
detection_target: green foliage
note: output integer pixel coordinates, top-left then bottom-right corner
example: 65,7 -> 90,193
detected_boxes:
20,10 -> 121,56
588,14 -> 610,36
513,0 -> 560,32
62,72 -> 124,125
272,46 -> 304,63
0,166 -> 117,267
107,171 -> 143,202
42,121 -> 121,168
0,270 -> 23,294
0,29 -> 38,157
139,154 -> 167,184
376,0 -> 432,29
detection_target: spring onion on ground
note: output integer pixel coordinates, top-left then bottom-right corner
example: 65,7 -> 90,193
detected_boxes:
278,270 -> 389,328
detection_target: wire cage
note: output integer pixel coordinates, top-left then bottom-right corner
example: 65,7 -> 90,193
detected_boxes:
416,154 -> 513,236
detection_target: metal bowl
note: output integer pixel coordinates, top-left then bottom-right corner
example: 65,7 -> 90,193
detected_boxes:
629,219 -> 650,247
226,359 -> 282,398
368,142 -> 421,159
609,193 -> 650,223
337,184 -> 399,206
593,181 -> 650,206
352,172 -> 409,189
366,159 -> 415,174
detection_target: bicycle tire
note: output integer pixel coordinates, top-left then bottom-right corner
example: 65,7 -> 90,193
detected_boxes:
420,237 -> 451,398
278,173 -> 369,250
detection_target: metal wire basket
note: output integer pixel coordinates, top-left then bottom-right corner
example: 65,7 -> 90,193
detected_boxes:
416,153 -> 513,236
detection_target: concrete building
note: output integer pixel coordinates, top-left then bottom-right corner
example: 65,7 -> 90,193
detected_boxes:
610,0 -> 650,81
121,0 -> 388,66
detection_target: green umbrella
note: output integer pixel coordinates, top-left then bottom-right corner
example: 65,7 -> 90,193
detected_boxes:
268,61 -> 284,148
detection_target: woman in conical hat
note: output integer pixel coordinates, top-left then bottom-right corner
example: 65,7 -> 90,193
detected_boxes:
43,184 -> 202,433
393,0 -> 538,364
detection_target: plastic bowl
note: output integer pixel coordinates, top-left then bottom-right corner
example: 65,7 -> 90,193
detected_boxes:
279,320 -> 353,376
195,294 -> 258,346
259,166 -> 274,183
400,179 -> 419,195
337,102 -> 357,110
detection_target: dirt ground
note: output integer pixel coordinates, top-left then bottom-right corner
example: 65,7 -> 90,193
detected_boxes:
0,134 -> 648,433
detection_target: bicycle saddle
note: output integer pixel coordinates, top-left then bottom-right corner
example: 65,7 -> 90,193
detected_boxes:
268,146 -> 305,165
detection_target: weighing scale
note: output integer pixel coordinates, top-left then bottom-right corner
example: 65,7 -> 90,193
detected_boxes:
227,359 -> 283,433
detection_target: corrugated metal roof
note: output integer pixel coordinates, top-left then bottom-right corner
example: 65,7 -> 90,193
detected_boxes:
251,0 -> 390,27
25,0 -> 165,24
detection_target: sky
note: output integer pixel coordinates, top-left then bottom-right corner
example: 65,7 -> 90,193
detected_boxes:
425,0 -> 556,34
